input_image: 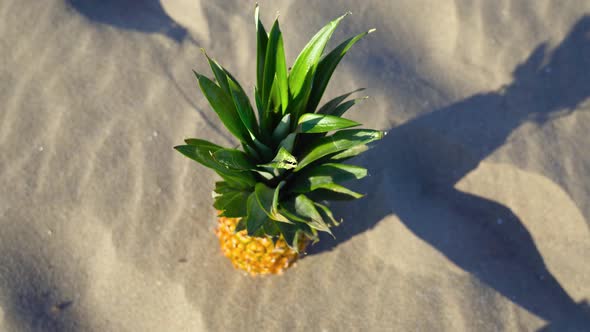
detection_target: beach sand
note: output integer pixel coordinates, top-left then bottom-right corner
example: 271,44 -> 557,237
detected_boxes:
1,0 -> 589,331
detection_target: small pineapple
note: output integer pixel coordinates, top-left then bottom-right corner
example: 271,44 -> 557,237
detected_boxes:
215,213 -> 307,275
175,5 -> 382,276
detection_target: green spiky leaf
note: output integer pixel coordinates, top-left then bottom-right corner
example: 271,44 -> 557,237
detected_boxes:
249,135 -> 274,161
250,182 -> 291,223
183,138 -> 222,150
274,221 -> 301,251
174,142 -> 222,172
235,218 -> 247,232
176,140 -> 257,189
245,191 -> 271,235
260,19 -> 289,114
289,12 -> 349,104
277,207 -> 318,241
255,4 -> 268,94
203,50 -> 231,94
329,144 -> 370,161
275,31 -> 289,114
319,96 -> 368,118
262,20 -> 283,105
314,202 -> 341,227
216,171 -> 256,190
254,182 -> 275,218
242,142 -> 261,161
214,188 -> 251,217
271,181 -> 291,223
297,113 -> 361,133
258,147 -> 297,170
316,88 -> 364,114
307,29 -> 374,112
271,114 -> 291,141
288,194 -> 333,235
214,181 -> 236,194
278,133 -> 297,153
227,75 -> 259,135
213,148 -> 255,171
312,183 -> 364,199
194,72 -> 248,142
289,163 -> 367,193
295,129 -> 383,171
261,219 -> 280,238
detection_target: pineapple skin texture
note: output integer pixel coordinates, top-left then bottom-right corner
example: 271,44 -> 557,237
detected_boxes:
215,215 -> 307,276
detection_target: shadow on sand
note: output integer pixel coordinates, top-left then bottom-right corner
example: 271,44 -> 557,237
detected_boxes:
309,16 -> 590,330
0,254 -> 82,331
66,0 -> 188,41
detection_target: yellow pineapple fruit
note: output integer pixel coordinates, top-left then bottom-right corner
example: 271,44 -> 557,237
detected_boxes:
175,5 -> 381,276
215,213 -> 307,276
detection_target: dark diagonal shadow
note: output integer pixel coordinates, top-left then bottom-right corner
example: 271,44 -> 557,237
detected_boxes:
0,254 -> 83,332
66,0 -> 188,41
309,16 -> 590,330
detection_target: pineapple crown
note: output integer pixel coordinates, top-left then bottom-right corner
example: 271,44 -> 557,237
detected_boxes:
175,5 -> 383,251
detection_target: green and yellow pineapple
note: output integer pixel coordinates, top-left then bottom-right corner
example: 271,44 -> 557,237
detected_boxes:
175,5 -> 382,276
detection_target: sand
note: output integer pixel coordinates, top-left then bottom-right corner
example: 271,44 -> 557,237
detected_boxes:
1,0 -> 589,331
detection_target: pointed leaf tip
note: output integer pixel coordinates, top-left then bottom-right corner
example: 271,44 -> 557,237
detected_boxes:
306,28 -> 373,113
196,74 -> 250,142
255,3 -> 261,27
288,11 -> 349,111
296,129 -> 383,171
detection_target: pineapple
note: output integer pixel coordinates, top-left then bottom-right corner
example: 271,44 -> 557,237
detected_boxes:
215,214 -> 308,275
175,5 -> 382,276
